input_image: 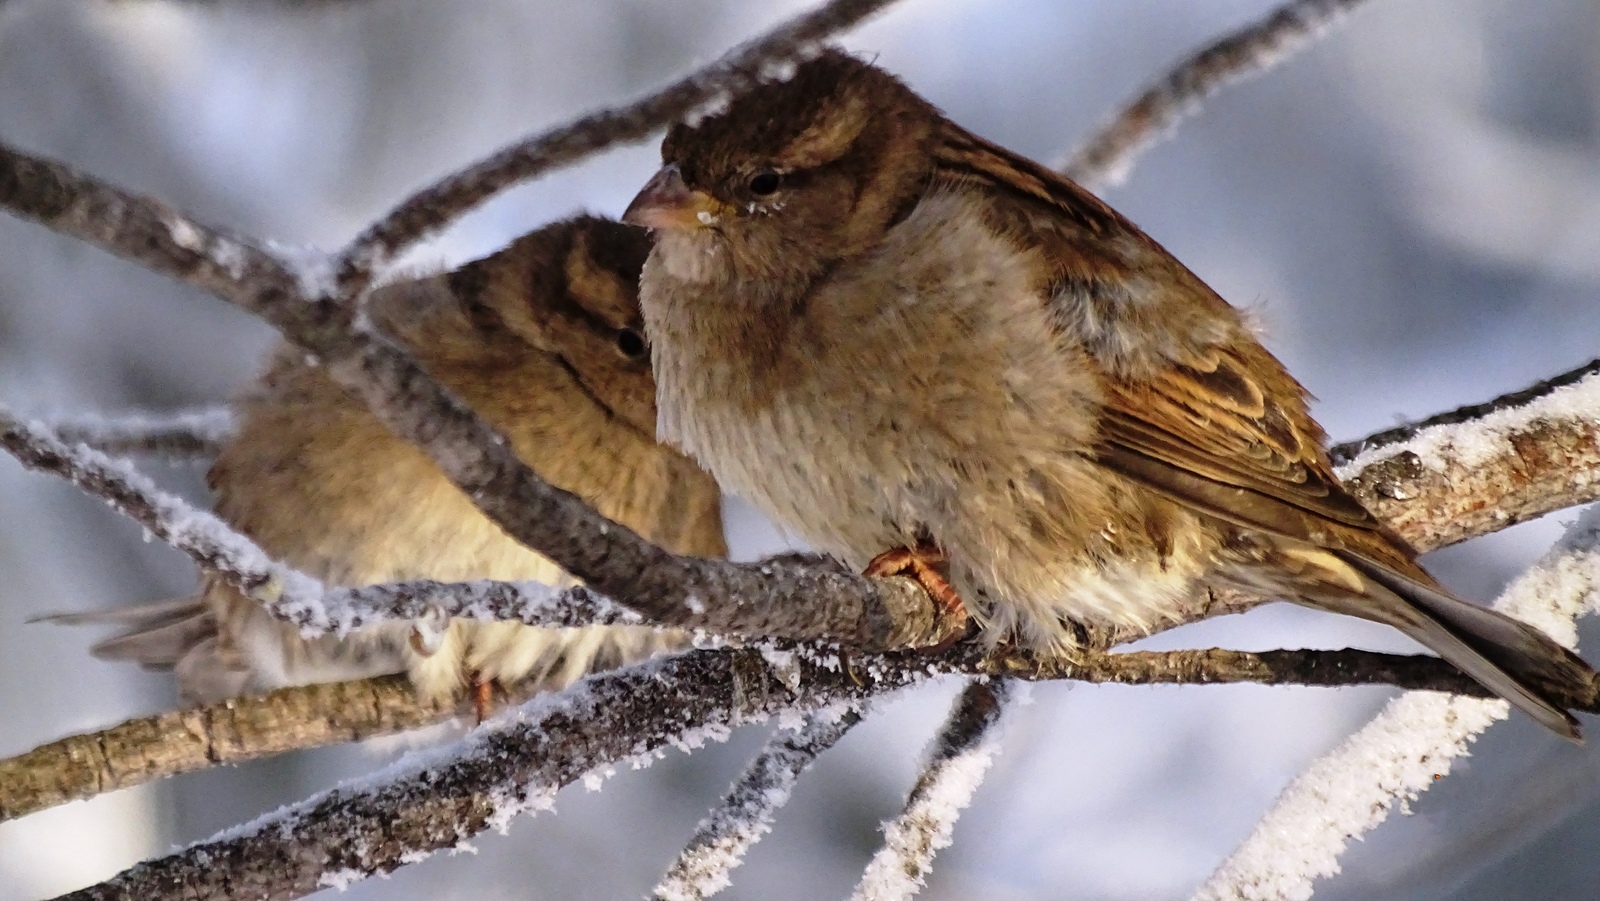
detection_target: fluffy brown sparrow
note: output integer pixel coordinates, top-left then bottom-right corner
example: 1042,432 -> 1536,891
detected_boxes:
82,216 -> 725,706
622,51 -> 1593,738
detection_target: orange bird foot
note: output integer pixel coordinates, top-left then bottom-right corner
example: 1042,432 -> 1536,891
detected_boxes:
469,673 -> 497,724
863,543 -> 972,650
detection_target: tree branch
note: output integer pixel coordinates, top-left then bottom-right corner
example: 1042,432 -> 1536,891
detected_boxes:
0,676 -> 446,823
651,705 -> 863,901
331,0 -> 908,296
0,406 -> 326,615
43,406 -> 234,462
850,679 -> 1012,901
34,640 -> 1600,896
1061,0 -> 1374,191
48,649 -> 909,901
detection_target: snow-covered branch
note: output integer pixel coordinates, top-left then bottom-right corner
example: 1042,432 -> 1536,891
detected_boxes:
1336,359 -> 1600,550
53,649 -> 914,901
652,704 -> 864,901
0,405 -> 324,617
851,679 -> 1013,901
1062,0 -> 1374,191
331,0 -> 908,296
43,406 -> 235,462
1194,505 -> 1600,901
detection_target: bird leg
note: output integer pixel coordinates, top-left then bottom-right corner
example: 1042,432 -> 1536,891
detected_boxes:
863,543 -> 971,649
469,672 -> 496,724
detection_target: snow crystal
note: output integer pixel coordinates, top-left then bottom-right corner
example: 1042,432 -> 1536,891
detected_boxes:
1193,505 -> 1600,901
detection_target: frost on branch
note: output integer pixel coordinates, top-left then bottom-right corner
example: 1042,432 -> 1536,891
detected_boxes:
1194,504 -> 1600,901
61,648 -> 925,900
851,679 -> 1014,901
43,405 -> 235,461
653,703 -> 863,900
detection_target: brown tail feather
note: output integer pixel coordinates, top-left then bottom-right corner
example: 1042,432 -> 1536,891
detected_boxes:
1332,550 -> 1591,741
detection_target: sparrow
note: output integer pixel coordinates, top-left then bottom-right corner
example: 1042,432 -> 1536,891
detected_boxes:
621,50 -> 1594,738
78,216 -> 726,707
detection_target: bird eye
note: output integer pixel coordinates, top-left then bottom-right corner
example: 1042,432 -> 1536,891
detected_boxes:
615,327 -> 648,360
747,169 -> 782,197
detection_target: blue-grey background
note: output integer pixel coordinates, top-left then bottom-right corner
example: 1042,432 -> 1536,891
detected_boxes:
2,1 -> 1599,898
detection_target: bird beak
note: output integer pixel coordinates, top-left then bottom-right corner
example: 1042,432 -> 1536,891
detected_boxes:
622,164 -> 722,230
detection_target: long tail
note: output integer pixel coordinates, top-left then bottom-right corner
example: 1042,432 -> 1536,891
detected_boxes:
1331,550 -> 1592,741
35,597 -> 254,701
35,596 -> 215,670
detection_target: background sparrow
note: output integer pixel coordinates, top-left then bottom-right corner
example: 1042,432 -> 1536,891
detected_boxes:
623,51 -> 1593,738
76,215 -> 724,706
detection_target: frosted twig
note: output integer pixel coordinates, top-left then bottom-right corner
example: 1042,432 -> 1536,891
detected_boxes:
54,648 -> 920,901
0,405 -> 325,618
44,406 -> 235,461
1062,0 -> 1373,191
332,0 -> 908,295
851,679 -> 1013,901
653,704 -> 864,901
1193,505 -> 1600,901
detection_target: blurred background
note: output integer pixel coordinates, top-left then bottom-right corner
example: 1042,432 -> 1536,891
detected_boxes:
2,0 -> 1599,898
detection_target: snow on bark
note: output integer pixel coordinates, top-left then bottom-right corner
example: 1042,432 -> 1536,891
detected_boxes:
42,405 -> 236,460
1193,504 -> 1600,901
850,679 -> 1014,901
652,703 -> 862,900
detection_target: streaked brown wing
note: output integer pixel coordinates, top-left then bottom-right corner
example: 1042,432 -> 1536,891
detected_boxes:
929,120 -> 1393,547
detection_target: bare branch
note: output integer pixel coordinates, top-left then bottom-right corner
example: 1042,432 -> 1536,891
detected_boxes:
0,676 -> 447,823
332,0 -> 908,296
1062,0 -> 1373,191
652,705 -> 863,901
43,406 -> 235,461
11,641 -> 1580,829
34,639 -> 1600,896
851,680 -> 1013,901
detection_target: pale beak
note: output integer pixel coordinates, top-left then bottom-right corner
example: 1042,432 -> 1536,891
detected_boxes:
622,164 -> 722,230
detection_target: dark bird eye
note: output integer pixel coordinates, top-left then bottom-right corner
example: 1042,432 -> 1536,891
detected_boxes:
615,327 -> 647,360
747,169 -> 782,196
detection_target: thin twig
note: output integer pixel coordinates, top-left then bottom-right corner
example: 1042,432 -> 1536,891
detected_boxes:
44,406 -> 235,461
851,680 -> 1013,901
0,405 -> 325,614
1062,0 -> 1374,191
652,705 -> 864,901
23,641 -> 1599,850
332,0 -> 908,296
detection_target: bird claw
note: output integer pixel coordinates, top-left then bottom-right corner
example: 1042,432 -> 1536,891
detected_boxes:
470,673 -> 496,724
864,543 -> 972,650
